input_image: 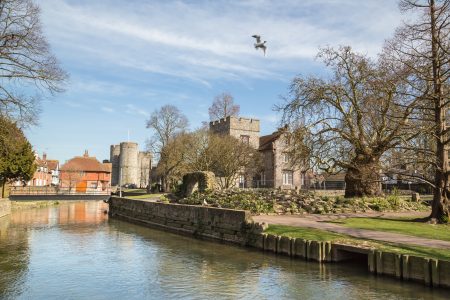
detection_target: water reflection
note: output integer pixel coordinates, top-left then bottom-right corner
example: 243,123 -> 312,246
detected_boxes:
0,202 -> 448,300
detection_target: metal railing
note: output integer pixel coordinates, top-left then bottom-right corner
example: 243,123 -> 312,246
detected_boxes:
10,186 -> 111,196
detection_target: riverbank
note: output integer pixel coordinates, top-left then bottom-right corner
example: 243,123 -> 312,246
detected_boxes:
3,201 -> 446,299
108,197 -> 450,289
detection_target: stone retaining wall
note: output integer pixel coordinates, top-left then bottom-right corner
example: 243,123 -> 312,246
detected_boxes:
108,197 -> 265,245
108,197 -> 449,289
0,198 -> 11,218
246,233 -> 450,289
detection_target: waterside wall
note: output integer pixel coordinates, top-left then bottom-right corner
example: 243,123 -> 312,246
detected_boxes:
108,196 -> 265,245
108,197 -> 449,289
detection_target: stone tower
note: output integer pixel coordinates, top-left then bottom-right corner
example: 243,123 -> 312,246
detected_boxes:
138,152 -> 152,188
109,142 -> 152,188
209,116 -> 260,148
110,145 -> 121,186
119,142 -> 139,186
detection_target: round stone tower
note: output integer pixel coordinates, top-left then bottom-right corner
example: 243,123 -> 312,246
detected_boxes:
119,142 -> 139,186
138,152 -> 152,188
110,145 -> 121,186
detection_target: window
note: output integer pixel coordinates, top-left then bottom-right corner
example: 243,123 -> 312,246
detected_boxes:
261,172 -> 266,186
282,152 -> 290,163
240,135 -> 250,145
239,175 -> 245,188
282,170 -> 293,185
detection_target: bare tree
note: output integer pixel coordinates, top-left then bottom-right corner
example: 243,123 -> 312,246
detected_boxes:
278,46 -> 418,197
156,133 -> 193,192
0,0 -> 67,126
209,134 -> 261,189
383,0 -> 450,222
208,92 -> 240,121
146,104 -> 189,155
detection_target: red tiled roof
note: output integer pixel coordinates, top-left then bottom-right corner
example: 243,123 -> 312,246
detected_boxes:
46,160 -> 59,171
61,156 -> 111,173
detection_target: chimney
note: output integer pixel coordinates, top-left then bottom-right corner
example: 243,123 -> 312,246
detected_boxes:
43,152 -> 47,161
83,150 -> 89,157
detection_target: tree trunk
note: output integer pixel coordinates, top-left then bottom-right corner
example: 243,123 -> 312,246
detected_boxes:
344,158 -> 381,198
429,0 -> 450,223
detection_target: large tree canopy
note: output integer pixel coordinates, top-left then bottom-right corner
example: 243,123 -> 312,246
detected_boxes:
278,46 -> 418,197
0,0 -> 67,125
383,0 -> 450,222
0,116 -> 35,187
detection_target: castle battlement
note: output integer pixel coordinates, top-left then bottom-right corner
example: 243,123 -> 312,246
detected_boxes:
209,116 -> 260,148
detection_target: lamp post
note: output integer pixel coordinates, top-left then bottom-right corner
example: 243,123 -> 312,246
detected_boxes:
119,167 -> 122,198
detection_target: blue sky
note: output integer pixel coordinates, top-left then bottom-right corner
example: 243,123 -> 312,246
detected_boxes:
26,0 -> 403,163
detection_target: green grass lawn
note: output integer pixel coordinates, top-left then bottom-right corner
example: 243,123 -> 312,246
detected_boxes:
328,217 -> 450,242
125,193 -> 164,199
122,188 -> 147,193
264,224 -> 450,261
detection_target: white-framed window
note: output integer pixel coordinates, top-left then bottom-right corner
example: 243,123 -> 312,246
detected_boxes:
282,152 -> 290,163
282,170 -> 293,185
239,175 -> 245,188
261,172 -> 266,185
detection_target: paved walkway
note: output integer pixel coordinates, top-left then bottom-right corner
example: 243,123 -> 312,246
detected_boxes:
253,212 -> 450,250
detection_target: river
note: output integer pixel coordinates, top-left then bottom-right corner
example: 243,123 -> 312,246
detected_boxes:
0,201 -> 447,299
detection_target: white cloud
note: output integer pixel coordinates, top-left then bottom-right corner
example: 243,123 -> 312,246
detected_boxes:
100,106 -> 115,113
38,0 -> 402,87
125,104 -> 149,118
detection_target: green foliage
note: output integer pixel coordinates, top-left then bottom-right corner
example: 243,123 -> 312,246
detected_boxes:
0,116 -> 36,184
180,189 -> 427,215
183,190 -> 274,214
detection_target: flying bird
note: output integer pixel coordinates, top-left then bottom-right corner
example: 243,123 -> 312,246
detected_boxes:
252,34 -> 267,56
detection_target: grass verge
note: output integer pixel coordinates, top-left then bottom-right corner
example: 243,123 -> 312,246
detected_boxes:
125,194 -> 164,200
328,217 -> 450,242
264,224 -> 450,261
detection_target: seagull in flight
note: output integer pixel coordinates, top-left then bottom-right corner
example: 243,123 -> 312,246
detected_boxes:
252,34 -> 267,56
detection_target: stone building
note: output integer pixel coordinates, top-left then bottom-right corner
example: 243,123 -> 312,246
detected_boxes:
109,142 -> 152,188
210,116 -> 260,148
209,116 -> 307,189
258,129 -> 308,189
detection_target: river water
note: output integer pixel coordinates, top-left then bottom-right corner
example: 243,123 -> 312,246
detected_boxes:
0,201 -> 447,300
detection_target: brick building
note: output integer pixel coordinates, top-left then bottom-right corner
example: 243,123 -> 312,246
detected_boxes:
13,153 -> 59,187
209,116 -> 307,189
60,151 -> 111,193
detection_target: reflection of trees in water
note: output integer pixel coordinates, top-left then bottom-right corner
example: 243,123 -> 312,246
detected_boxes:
0,216 -> 29,299
108,220 -> 332,298
11,201 -> 108,227
107,220 -> 449,299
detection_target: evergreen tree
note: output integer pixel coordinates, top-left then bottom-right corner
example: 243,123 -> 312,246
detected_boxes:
0,116 -> 36,194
